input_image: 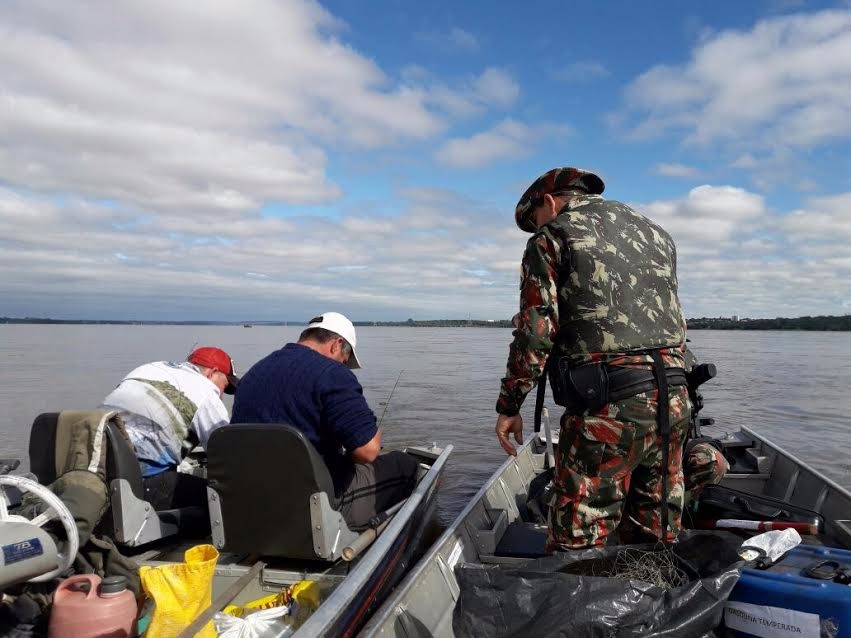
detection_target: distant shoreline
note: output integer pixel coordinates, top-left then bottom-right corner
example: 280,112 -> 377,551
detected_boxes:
2,316 -> 850,331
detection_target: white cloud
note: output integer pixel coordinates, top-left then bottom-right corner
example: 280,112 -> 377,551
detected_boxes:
472,68 -> 520,106
778,193 -> 851,241
731,154 -> 759,169
552,60 -> 610,81
653,163 -> 702,178
435,119 -> 569,169
621,9 -> 851,150
426,68 -> 520,117
416,27 -> 480,51
634,184 -> 851,318
0,0 -> 469,213
3,177 -> 851,320
447,27 -> 480,50
638,185 -> 766,244
0,185 -> 531,320
0,0 -> 535,320
2,2 -> 850,322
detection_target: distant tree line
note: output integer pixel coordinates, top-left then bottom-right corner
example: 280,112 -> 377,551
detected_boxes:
0,317 -> 231,325
353,319 -> 513,328
687,315 -> 851,331
3,315 -> 850,330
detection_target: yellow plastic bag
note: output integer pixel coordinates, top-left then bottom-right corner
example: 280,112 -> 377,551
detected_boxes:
140,544 -> 219,638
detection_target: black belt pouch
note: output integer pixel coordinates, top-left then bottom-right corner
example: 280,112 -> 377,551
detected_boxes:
548,358 -> 609,415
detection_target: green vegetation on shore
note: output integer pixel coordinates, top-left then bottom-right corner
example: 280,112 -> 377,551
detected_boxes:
686,315 -> 851,331
2,315 -> 849,330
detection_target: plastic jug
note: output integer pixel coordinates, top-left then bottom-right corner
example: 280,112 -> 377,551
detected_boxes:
48,573 -> 137,638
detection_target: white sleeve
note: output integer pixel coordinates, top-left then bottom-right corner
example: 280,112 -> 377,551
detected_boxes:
191,396 -> 230,448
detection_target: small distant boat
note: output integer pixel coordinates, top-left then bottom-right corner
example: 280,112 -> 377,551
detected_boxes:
243,323 -> 253,328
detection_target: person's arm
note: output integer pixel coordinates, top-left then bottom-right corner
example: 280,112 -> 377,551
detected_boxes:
191,396 -> 230,448
351,430 -> 382,463
323,367 -> 379,463
495,230 -> 561,455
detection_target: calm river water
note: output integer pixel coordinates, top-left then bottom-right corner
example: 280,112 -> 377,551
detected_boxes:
1,325 -> 849,526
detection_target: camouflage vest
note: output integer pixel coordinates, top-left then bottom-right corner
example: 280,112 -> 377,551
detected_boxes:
544,196 -> 686,357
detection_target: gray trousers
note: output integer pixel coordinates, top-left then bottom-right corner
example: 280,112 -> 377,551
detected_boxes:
338,451 -> 419,531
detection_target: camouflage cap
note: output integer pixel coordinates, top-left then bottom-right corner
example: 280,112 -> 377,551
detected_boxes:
515,167 -> 605,232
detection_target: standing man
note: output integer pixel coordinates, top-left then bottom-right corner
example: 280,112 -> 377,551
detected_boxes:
101,346 -> 239,509
495,167 -> 691,549
231,312 -> 419,531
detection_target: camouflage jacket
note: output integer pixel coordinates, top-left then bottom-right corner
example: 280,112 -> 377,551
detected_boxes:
496,194 -> 687,416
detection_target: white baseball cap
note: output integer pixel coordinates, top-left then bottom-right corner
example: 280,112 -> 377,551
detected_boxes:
307,312 -> 362,369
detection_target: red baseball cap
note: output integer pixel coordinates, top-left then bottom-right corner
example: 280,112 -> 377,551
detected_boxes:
187,346 -> 240,394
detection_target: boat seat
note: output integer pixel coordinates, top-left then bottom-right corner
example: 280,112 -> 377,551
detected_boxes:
206,424 -> 359,561
28,412 -> 200,547
30,412 -> 143,494
493,521 -> 549,559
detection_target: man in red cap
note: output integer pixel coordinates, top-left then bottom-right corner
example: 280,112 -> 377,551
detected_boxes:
100,346 -> 240,509
495,167 -> 690,550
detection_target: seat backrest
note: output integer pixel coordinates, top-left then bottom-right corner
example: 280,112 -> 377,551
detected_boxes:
206,424 -> 336,559
104,422 -> 145,499
28,412 -> 144,499
29,412 -> 60,484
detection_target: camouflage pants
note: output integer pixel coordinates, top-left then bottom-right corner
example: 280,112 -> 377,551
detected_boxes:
684,441 -> 729,496
547,385 -> 691,549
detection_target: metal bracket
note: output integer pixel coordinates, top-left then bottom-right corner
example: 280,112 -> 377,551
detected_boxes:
111,479 -> 177,547
208,486 -> 226,551
309,492 -> 358,561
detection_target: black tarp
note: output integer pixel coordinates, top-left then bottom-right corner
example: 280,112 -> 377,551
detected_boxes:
453,532 -> 743,638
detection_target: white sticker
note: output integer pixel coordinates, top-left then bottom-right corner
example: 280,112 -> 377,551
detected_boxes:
446,540 -> 464,569
725,601 -> 820,638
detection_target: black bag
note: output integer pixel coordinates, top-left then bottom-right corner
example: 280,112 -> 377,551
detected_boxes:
453,532 -> 743,638
696,484 -> 823,531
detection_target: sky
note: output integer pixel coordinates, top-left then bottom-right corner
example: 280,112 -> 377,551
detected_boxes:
2,0 -> 851,322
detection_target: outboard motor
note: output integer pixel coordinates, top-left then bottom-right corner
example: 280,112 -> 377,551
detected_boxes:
686,361 -> 717,438
0,460 -> 78,589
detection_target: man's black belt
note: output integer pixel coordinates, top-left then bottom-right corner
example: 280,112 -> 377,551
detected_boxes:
607,366 -> 687,403
535,358 -> 687,433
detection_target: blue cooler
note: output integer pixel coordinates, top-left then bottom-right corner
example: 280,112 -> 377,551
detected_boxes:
726,544 -> 851,638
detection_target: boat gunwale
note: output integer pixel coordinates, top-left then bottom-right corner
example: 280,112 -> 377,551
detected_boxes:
360,441 -> 537,634
740,425 -> 851,501
289,443 -> 454,637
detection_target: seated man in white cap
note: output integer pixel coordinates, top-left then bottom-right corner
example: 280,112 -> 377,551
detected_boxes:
231,312 -> 419,531
100,346 -> 239,510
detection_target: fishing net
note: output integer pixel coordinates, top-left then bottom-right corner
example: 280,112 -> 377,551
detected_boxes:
558,545 -> 695,589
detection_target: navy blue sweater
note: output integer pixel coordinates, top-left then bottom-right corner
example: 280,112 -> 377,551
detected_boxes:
231,343 -> 377,483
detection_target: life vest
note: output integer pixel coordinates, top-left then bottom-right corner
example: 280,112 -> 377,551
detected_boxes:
543,196 -> 686,356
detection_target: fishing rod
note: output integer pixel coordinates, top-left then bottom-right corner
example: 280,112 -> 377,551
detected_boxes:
185,341 -> 199,359
377,369 -> 404,427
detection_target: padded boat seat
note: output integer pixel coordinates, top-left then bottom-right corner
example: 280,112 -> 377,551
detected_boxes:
206,424 -> 357,560
28,412 -> 199,546
29,412 -> 142,498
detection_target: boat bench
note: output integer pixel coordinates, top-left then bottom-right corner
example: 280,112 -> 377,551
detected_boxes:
29,412 -> 205,547
206,423 -> 360,562
475,508 -> 549,561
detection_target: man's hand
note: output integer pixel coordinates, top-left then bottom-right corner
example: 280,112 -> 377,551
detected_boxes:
495,414 -> 524,456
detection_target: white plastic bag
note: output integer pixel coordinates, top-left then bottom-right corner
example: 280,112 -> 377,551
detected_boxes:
214,606 -> 291,638
738,528 -> 802,563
